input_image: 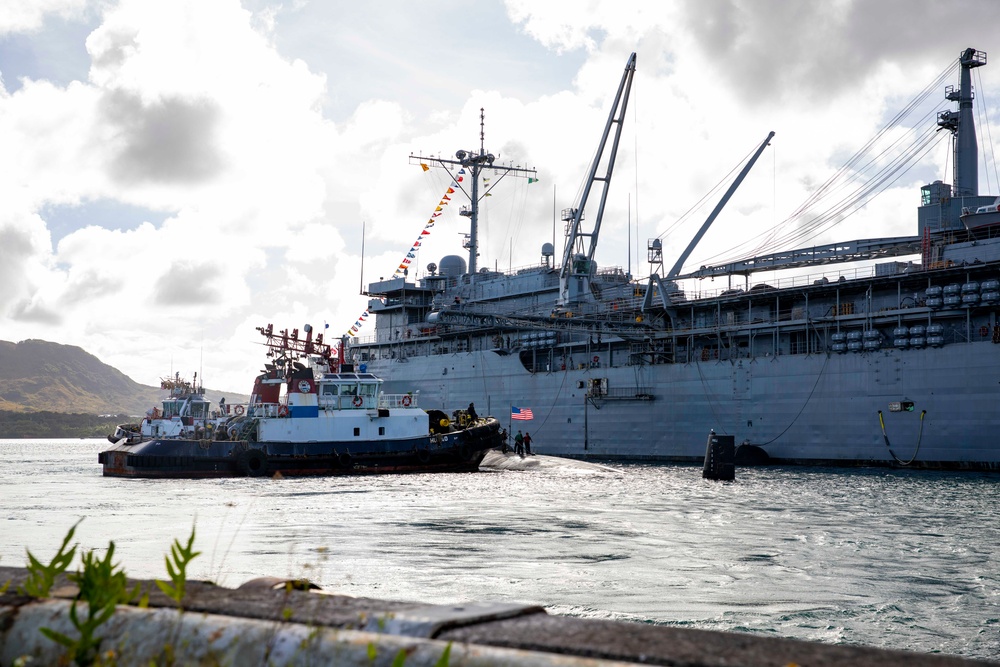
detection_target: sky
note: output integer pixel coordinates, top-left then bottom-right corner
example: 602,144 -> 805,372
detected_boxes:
2,0 -> 1000,393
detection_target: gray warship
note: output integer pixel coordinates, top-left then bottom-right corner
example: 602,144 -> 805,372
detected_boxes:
349,49 -> 1000,469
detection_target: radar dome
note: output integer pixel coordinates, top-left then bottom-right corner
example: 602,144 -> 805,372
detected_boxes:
541,243 -> 554,257
439,255 -> 467,277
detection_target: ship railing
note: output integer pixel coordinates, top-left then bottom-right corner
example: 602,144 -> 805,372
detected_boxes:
380,392 -> 419,409
314,395 -> 383,410
675,265 -> 884,301
248,403 -> 282,418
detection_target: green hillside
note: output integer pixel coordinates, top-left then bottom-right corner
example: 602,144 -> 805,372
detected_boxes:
0,339 -> 248,437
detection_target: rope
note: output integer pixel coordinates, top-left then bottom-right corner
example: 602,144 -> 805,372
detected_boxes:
878,409 -> 927,466
755,349 -> 830,447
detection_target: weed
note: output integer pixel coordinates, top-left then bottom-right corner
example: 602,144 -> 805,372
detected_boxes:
41,541 -> 138,666
367,640 -> 452,666
155,525 -> 201,611
20,519 -> 79,597
434,643 -> 452,667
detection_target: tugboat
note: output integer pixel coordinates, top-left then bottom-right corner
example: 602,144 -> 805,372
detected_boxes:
107,372 -> 235,446
99,323 -> 504,478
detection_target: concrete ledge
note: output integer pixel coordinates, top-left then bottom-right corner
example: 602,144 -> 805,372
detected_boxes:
0,566 -> 994,666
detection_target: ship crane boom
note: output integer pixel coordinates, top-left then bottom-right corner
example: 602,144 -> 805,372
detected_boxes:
559,52 -> 637,306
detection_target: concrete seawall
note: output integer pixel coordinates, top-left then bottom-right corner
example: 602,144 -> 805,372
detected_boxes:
1,566 -> 993,666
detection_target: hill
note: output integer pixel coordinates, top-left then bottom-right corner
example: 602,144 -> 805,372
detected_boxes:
0,339 -> 247,416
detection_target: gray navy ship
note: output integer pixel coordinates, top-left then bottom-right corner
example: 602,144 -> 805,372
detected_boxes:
348,49 -> 1000,470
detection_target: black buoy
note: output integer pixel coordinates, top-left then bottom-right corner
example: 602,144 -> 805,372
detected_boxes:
702,430 -> 735,480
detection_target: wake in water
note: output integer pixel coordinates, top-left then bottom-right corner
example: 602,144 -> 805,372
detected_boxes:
480,450 -> 622,474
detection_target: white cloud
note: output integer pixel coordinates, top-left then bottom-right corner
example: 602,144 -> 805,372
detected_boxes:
1,0 -> 999,392
0,0 -> 88,35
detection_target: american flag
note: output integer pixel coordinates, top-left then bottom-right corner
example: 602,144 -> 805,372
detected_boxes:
511,406 -> 534,420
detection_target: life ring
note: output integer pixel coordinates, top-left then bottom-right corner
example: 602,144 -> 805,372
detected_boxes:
593,355 -> 599,364
234,405 -> 245,416
237,448 -> 267,477
980,325 -> 989,337
352,396 -> 363,407
401,395 -> 412,407
277,405 -> 289,417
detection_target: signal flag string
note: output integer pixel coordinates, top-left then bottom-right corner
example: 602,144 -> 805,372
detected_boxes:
346,170 -> 466,337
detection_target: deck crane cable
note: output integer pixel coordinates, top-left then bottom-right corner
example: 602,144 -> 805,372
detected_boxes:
697,60 -> 955,266
691,121 -> 943,268
759,123 -> 942,252
654,143 -> 759,244
752,64 -> 952,250
974,67 -> 998,195
676,58 -> 958,271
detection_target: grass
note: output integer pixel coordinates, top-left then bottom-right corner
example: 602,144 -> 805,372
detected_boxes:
16,522 -> 453,666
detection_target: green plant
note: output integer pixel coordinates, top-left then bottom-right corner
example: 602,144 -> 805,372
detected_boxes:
434,643 -> 452,667
20,520 -> 79,598
367,641 -> 451,667
156,525 -> 201,610
41,541 -> 139,666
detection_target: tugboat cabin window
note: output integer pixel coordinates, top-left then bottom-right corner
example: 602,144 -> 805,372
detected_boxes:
353,427 -> 360,436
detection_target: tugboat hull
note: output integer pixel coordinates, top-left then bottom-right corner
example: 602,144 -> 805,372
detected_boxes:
99,418 -> 503,478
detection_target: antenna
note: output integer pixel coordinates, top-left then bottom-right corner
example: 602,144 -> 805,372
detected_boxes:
410,109 -> 536,278
359,220 -> 366,293
627,193 -> 631,278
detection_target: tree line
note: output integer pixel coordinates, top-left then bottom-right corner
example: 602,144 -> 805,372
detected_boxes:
0,410 -> 129,438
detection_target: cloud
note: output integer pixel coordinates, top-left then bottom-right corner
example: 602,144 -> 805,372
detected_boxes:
101,89 -> 224,184
153,261 -> 224,306
1,0 -> 998,393
0,0 -> 88,35
0,219 -> 47,312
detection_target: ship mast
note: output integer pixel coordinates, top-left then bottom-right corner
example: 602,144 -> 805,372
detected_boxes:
410,109 -> 536,278
938,48 -> 986,197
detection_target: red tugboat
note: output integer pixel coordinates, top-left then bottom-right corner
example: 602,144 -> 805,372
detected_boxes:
99,323 -> 503,478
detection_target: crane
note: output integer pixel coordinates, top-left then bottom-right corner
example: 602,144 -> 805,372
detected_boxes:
558,53 -> 637,306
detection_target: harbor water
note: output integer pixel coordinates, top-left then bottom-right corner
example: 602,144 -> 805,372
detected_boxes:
1,438 -> 997,660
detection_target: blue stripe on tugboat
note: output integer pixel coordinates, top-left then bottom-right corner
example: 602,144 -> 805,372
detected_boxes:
98,323 -> 503,478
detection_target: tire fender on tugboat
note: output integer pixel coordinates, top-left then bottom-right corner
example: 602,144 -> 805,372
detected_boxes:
237,448 -> 268,477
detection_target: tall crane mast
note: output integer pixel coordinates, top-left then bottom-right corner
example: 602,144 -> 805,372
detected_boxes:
558,52 -> 637,306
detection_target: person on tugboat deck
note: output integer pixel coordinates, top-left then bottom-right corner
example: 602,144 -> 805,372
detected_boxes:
467,402 -> 478,421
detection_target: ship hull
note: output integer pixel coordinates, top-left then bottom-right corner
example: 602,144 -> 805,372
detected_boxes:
99,418 -> 502,478
360,344 -> 1000,470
